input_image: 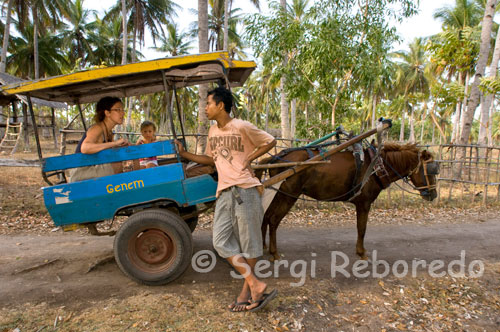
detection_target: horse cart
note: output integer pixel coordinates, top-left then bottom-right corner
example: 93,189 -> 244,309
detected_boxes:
1,52 -> 439,285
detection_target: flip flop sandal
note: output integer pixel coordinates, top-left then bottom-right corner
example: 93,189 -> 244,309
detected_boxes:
228,300 -> 251,312
247,289 -> 278,312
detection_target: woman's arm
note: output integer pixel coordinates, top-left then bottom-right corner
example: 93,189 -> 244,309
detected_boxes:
80,125 -> 128,154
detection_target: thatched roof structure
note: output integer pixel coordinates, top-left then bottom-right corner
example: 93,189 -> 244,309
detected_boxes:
0,73 -> 66,109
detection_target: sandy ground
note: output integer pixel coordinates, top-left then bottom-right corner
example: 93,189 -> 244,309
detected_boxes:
1,220 -> 500,329
1,165 -> 500,331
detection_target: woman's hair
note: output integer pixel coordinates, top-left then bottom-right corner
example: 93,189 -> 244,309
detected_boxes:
94,96 -> 122,123
140,120 -> 156,132
207,86 -> 233,113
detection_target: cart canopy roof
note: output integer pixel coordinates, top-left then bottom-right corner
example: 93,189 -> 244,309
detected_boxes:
0,52 -> 256,105
0,73 -> 67,108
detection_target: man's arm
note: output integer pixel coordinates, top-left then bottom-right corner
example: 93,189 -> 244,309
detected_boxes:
243,139 -> 277,173
174,140 -> 215,166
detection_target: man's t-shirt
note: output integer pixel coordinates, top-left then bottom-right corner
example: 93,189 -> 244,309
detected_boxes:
205,118 -> 275,196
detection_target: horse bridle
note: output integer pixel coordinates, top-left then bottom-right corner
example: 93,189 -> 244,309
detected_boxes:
406,152 -> 440,196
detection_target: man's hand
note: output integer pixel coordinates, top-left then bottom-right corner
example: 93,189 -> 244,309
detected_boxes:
243,158 -> 255,177
174,139 -> 185,156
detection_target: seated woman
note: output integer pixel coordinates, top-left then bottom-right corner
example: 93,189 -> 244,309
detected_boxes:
69,96 -> 135,182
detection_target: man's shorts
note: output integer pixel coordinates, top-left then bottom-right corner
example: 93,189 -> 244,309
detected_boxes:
212,186 -> 264,259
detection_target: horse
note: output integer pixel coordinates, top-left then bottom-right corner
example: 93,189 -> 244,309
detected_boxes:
257,142 -> 439,261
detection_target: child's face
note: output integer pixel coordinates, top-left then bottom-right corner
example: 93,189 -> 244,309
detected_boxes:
141,125 -> 155,141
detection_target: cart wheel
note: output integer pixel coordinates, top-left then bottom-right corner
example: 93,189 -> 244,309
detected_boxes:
114,209 -> 193,285
180,205 -> 198,233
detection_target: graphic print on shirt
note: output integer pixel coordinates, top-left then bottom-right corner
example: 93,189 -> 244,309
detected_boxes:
208,134 -> 244,164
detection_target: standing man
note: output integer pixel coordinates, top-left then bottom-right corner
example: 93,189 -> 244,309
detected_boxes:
175,86 -> 277,312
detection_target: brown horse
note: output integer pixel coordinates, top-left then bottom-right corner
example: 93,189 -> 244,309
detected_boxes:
257,142 -> 439,261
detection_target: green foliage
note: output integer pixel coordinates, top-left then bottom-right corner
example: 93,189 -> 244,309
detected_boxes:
479,76 -> 500,95
245,0 -> 418,127
427,27 -> 481,76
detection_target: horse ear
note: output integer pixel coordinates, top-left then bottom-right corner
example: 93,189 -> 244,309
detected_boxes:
370,139 -> 375,146
421,150 -> 432,160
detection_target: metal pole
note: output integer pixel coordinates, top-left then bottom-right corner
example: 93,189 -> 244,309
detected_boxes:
76,102 -> 87,131
161,70 -> 181,165
173,85 -> 187,149
161,70 -> 177,141
26,95 -> 43,161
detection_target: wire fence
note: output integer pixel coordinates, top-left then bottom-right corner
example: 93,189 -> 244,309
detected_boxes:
13,126 -> 500,208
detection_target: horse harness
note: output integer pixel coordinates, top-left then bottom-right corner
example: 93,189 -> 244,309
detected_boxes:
405,152 -> 439,196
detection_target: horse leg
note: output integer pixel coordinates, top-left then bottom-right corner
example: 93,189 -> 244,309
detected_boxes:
355,202 -> 371,260
265,195 -> 298,261
261,219 -> 268,250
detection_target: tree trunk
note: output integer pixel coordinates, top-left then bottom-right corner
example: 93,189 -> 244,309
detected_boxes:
197,0 -> 209,153
305,103 -> 308,126
451,73 -> 463,142
279,0 -> 291,145
0,0 -> 14,73
371,95 -> 377,128
479,25 -> 500,146
420,104 -> 427,142
459,72 -> 470,142
223,0 -> 229,51
132,26 -> 137,63
290,98 -> 296,143
459,0 -> 497,145
488,100 -> 494,145
409,107 -> 415,143
399,112 -> 405,142
121,0 -> 127,65
32,7 -> 39,79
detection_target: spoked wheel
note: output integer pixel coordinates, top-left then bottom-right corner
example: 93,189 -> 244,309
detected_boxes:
114,209 -> 193,285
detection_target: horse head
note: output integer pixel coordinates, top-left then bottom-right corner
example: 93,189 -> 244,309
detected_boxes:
407,149 -> 439,201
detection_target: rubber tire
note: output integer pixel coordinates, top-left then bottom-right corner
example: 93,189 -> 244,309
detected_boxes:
179,205 -> 198,233
114,209 -> 193,285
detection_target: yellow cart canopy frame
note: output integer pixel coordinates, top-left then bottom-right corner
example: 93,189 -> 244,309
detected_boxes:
0,52 -> 256,104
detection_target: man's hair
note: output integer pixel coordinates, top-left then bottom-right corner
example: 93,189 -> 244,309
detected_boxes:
140,120 -> 156,132
94,96 -> 122,123
207,86 -> 233,113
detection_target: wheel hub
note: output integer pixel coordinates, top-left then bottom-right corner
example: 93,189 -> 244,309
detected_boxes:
135,229 -> 173,264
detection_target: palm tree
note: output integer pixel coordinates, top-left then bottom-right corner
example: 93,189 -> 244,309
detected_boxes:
279,0 -> 290,144
121,0 -> 127,64
0,0 -> 15,72
433,0 -> 485,142
59,0 -> 97,69
459,0 -> 497,145
7,21 -> 67,78
223,0 -> 259,51
392,38 -> 431,142
151,23 -> 191,56
108,0 -> 179,62
90,14 -> 134,66
197,0 -> 209,153
433,0 -> 483,29
28,0 -> 66,79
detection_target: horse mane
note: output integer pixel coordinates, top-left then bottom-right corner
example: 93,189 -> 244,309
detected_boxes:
380,142 -> 420,172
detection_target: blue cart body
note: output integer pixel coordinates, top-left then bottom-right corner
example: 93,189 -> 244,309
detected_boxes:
42,140 -> 217,226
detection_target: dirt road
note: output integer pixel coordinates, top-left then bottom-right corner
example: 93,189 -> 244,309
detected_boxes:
1,219 -> 499,309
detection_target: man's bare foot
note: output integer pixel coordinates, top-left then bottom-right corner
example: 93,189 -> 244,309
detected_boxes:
246,289 -> 278,312
246,281 -> 268,311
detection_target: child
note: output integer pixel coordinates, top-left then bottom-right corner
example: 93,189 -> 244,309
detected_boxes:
137,120 -> 159,169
